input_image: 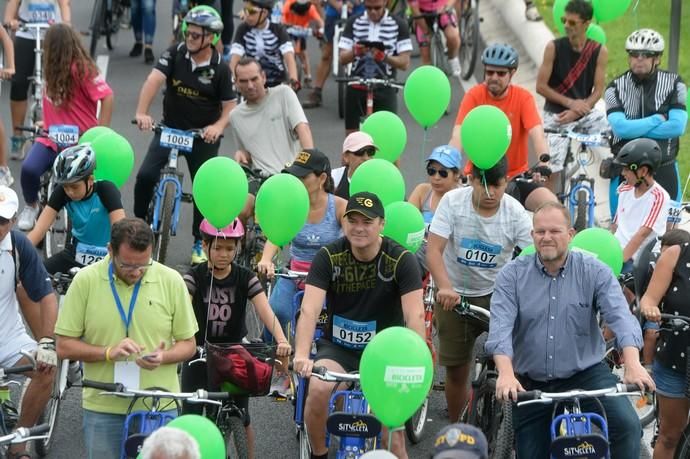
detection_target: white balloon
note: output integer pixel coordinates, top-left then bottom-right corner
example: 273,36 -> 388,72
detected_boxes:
359,450 -> 398,459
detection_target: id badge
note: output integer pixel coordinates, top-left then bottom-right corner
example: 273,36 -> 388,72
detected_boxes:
114,361 -> 140,390
48,124 -> 79,147
75,242 -> 108,266
159,128 -> 194,152
332,315 -> 376,350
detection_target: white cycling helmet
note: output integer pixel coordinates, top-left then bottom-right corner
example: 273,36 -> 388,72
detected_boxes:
625,29 -> 665,54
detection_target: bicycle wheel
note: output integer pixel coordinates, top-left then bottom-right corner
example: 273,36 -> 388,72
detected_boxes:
337,65 -> 346,119
225,414 -> 250,459
105,0 -> 124,51
244,303 -> 264,342
404,396 -> 428,443
90,0 -> 106,58
153,181 -> 176,265
34,361 -> 66,456
44,180 -> 71,260
298,423 -> 311,459
431,31 -> 450,76
574,189 -> 588,232
459,0 -> 480,80
492,402 -> 514,459
675,425 -> 690,459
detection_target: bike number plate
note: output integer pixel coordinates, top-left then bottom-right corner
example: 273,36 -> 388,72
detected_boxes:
160,128 -> 194,152
27,3 -> 56,22
48,125 -> 79,147
572,132 -> 604,146
332,316 -> 375,350
75,242 -> 108,266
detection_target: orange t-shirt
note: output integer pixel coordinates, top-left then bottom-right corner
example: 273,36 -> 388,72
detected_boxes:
282,0 -> 321,27
454,83 -> 542,179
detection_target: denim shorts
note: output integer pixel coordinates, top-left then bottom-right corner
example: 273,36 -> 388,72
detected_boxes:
653,359 -> 688,398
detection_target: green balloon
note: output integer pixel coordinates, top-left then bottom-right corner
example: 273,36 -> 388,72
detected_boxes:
552,0 -> 568,35
166,415 -> 225,459
593,0 -> 631,23
460,105 -> 511,170
192,157 -> 248,229
571,227 -> 624,277
403,65 -> 451,128
255,173 -> 309,246
89,132 -> 135,188
350,159 -> 405,207
360,327 -> 433,428
518,244 -> 536,256
361,111 -> 407,162
586,23 -> 607,45
382,202 -> 425,253
79,126 -> 114,145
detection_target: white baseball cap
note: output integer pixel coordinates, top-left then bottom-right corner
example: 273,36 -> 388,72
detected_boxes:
0,186 -> 19,219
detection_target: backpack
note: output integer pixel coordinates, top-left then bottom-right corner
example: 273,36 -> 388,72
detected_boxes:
208,344 -> 274,396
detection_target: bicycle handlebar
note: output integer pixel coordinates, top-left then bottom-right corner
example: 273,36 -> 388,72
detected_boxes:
288,363 -> 361,382
0,364 -> 34,377
274,269 -> 309,280
543,128 -> 611,146
658,313 -> 690,332
0,424 -> 50,446
335,76 -> 405,89
453,302 -> 491,320
130,120 -> 221,139
82,380 -> 232,405
516,383 -> 642,406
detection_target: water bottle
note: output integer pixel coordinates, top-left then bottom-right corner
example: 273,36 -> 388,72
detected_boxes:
67,361 -> 82,386
271,1 -> 283,24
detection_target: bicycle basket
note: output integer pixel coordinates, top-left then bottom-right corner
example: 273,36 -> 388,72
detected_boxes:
206,342 -> 277,397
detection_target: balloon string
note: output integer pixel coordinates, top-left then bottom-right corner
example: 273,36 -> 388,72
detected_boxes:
421,128 -> 429,163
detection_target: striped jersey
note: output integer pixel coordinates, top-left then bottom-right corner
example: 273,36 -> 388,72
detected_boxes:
231,21 -> 294,86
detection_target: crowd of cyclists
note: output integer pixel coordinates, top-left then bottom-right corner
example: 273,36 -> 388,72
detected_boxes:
0,0 -> 687,457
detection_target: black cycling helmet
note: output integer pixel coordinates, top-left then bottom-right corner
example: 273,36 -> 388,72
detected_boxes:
481,44 -> 519,69
247,0 -> 275,10
53,144 -> 97,185
182,5 -> 224,45
613,138 -> 661,172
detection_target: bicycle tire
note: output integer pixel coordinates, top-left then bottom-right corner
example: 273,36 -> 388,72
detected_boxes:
105,0 -> 123,51
153,181 -> 176,265
431,31 -> 449,76
225,414 -> 250,459
34,361 -> 65,456
337,65 -> 346,119
674,424 -> 690,459
90,0 -> 106,58
298,423 -> 311,459
492,402 -> 514,459
404,396 -> 428,443
459,0 -> 480,80
574,189 -> 588,232
45,179 -> 70,260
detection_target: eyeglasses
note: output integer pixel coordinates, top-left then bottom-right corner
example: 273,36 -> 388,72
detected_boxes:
352,147 -> 376,157
627,51 -> 657,59
365,5 -> 384,11
560,16 -> 584,27
184,30 -> 206,41
243,6 -> 261,15
427,167 -> 450,178
485,69 -> 509,77
114,256 -> 153,272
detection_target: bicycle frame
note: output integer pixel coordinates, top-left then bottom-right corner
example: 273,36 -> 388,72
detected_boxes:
327,387 -> 379,458
20,23 -> 49,126
150,148 -> 184,237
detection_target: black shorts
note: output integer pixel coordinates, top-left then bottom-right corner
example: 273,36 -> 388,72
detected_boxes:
314,339 -> 361,373
344,85 -> 398,131
11,36 -> 36,101
507,176 -> 543,207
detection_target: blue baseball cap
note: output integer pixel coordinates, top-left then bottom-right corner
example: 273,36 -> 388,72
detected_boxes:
426,145 -> 462,169
432,423 -> 489,459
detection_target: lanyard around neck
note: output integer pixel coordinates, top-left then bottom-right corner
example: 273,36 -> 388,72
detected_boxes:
108,262 -> 142,338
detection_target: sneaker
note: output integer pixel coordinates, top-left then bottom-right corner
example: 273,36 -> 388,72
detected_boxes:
449,57 -> 462,77
144,47 -> 155,64
303,75 -> 313,89
129,42 -> 143,57
270,373 -> 292,398
10,136 -> 24,161
17,205 -> 39,231
301,89 -> 322,109
525,4 -> 543,21
191,239 -> 207,264
0,166 -> 14,187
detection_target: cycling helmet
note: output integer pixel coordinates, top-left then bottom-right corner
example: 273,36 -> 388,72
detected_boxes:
613,138 -> 661,171
199,218 -> 245,239
53,144 -> 96,185
625,29 -> 665,54
481,44 -> 519,69
247,0 -> 276,10
182,5 -> 224,45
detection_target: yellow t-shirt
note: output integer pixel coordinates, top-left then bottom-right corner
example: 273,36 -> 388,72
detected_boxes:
55,257 -> 198,414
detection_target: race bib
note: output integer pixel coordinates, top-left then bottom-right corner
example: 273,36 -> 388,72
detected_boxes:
75,242 -> 108,266
159,128 -> 193,152
332,315 -> 376,350
668,200 -> 682,225
457,238 -> 501,268
48,125 -> 79,147
27,3 -> 56,22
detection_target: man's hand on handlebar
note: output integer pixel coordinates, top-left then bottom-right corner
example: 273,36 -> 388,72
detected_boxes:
293,356 -> 314,378
436,288 -> 460,311
135,113 -> 154,131
202,123 -> 223,143
495,372 -> 525,402
623,359 -> 656,392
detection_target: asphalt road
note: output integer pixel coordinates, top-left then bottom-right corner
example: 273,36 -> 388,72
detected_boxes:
0,1 -> 478,458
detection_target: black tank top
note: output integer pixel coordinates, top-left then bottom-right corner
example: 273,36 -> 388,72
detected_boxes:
334,166 -> 350,199
656,243 -> 690,375
544,37 -> 601,114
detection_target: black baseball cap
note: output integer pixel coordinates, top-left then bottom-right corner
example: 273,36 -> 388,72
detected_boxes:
283,148 -> 331,177
345,192 -> 385,219
432,423 -> 489,459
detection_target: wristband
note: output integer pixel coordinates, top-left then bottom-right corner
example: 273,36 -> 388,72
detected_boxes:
105,346 -> 112,362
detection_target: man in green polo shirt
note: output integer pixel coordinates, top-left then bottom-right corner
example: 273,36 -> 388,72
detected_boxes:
55,218 -> 198,459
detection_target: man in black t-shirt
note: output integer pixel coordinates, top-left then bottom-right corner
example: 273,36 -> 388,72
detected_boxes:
133,6 -> 236,264
293,191 -> 424,459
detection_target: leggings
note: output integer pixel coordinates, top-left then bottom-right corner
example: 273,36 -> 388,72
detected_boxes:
21,142 -> 57,205
10,37 -> 35,102
131,0 -> 157,45
219,0 -> 234,46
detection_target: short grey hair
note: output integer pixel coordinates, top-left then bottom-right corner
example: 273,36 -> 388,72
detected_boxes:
140,427 -> 201,459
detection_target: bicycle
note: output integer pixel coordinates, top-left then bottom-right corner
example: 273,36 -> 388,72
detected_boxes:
331,5 -> 352,119
336,69 -> 404,129
1,425 -> 50,456
544,128 -> 611,232
14,125 -> 73,258
134,121 -> 202,264
286,26 -> 324,90
515,383 -> 644,458
89,0 -> 131,58
454,300 -> 513,459
82,379 -> 232,458
456,0 -> 480,80
410,12 -> 452,77
0,351 -> 40,456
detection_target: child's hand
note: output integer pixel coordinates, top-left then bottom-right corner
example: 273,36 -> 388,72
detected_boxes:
276,341 -> 292,357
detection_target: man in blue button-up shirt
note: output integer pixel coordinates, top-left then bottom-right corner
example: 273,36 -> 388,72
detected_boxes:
486,202 -> 654,458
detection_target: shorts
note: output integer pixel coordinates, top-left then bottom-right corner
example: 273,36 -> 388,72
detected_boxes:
506,176 -> 543,207
0,331 -> 37,368
414,10 -> 456,45
434,294 -> 491,367
10,36 -> 35,101
314,339 -> 361,373
543,108 -> 608,173
344,85 -> 398,131
653,359 -> 687,399
324,15 -> 337,43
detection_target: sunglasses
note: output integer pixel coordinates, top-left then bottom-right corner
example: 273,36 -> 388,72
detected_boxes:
352,147 -> 376,157
184,30 -> 206,41
560,16 -> 584,27
243,6 -> 261,14
485,69 -> 509,77
627,51 -> 657,59
427,167 -> 450,178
